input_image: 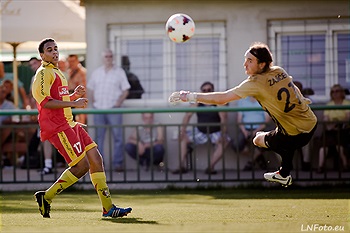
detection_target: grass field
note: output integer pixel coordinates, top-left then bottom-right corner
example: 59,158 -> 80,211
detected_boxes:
0,186 -> 349,233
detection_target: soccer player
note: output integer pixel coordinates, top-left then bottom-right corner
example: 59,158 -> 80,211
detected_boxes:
169,42 -> 317,187
32,38 -> 132,218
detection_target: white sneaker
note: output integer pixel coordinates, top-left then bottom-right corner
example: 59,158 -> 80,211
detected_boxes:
264,170 -> 292,187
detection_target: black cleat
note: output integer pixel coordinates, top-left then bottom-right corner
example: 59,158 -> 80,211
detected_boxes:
34,191 -> 51,218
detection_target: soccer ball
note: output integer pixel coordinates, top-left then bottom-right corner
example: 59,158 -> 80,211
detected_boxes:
166,13 -> 195,43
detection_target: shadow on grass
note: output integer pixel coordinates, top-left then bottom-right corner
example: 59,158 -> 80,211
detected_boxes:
102,217 -> 158,225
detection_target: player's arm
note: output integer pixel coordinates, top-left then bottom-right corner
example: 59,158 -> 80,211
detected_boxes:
70,85 -> 86,101
43,98 -> 88,109
169,89 -> 241,105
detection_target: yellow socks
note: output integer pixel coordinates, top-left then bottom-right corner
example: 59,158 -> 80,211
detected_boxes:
90,172 -> 113,213
44,169 -> 79,203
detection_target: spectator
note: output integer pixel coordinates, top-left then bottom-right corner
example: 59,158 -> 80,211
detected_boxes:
67,54 -> 87,124
0,61 -> 29,109
0,84 -> 16,167
121,55 -> 144,99
25,57 -> 53,174
0,84 -> 16,146
125,113 -> 164,169
318,84 -> 349,173
172,81 -> 230,175
292,80 -> 313,170
87,49 -> 130,172
57,57 -> 69,78
232,96 -> 269,170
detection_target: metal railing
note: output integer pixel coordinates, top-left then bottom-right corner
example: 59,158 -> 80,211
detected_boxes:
0,105 -> 349,185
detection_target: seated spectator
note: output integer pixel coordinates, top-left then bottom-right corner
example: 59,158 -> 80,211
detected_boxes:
0,61 -> 29,109
172,81 -> 230,175
293,81 -> 314,170
125,113 -> 164,169
232,96 -> 269,170
0,84 -> 16,166
318,84 -> 350,173
0,84 -> 16,140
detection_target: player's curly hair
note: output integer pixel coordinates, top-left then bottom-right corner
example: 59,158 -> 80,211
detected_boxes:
38,38 -> 55,53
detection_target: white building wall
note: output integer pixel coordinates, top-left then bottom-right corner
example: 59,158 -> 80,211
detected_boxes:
85,0 -> 348,88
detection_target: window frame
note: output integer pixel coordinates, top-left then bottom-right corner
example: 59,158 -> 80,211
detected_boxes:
108,22 -> 227,106
268,18 -> 350,102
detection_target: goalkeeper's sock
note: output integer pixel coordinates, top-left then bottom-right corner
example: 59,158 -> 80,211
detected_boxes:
44,168 -> 79,203
90,172 -> 113,213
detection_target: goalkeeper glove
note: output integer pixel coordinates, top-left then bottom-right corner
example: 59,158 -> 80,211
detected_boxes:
168,91 -> 197,104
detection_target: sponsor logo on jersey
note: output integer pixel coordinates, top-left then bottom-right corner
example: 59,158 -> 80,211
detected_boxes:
58,86 -> 70,97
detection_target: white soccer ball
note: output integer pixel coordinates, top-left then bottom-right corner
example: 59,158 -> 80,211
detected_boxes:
166,13 -> 195,43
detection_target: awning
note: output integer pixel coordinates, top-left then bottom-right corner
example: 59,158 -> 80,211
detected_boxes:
0,0 -> 86,107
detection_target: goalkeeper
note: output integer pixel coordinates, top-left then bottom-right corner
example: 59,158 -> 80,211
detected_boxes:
169,42 -> 317,187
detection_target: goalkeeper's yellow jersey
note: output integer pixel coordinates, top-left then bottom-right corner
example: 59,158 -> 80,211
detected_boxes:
231,66 -> 317,136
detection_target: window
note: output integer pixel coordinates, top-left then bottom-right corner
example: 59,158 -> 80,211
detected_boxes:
108,22 -> 226,105
268,18 -> 350,101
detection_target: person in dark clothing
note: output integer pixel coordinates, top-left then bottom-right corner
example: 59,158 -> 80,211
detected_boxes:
172,82 -> 230,175
121,56 -> 144,99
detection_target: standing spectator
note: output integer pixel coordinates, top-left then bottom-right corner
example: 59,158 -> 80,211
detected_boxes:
232,96 -> 269,170
32,38 -> 131,218
87,49 -> 130,172
172,81 -> 230,175
57,57 -> 69,78
121,55 -> 144,99
169,42 -> 317,187
0,61 -> 29,109
125,113 -> 164,169
67,54 -> 87,124
67,54 -> 87,93
318,84 -> 349,173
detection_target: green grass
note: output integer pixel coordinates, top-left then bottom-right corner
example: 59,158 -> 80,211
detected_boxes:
0,187 -> 349,233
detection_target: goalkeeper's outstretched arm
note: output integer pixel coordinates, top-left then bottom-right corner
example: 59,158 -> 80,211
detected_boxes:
169,89 -> 241,105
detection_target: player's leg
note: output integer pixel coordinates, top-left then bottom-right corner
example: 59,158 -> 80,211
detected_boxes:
77,125 -> 131,218
86,147 -> 131,218
34,127 -> 89,218
45,129 -> 90,199
254,129 -> 293,186
252,131 -> 269,148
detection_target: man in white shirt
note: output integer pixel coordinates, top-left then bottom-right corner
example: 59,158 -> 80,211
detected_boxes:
87,49 -> 130,172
